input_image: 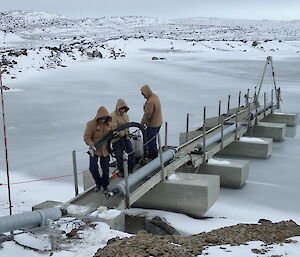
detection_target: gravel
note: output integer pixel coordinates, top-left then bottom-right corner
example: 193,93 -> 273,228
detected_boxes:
94,220 -> 300,257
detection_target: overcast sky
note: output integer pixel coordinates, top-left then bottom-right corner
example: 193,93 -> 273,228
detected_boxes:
1,0 -> 300,20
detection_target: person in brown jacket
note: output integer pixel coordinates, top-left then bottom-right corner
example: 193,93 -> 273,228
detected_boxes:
111,99 -> 135,176
83,106 -> 112,193
140,85 -> 163,159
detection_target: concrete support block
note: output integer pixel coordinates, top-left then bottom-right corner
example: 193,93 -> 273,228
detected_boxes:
247,122 -> 286,142
95,210 -> 125,231
179,130 -> 201,145
197,158 -> 249,189
32,200 -> 63,211
132,173 -> 220,218
218,137 -> 273,159
262,113 -> 297,127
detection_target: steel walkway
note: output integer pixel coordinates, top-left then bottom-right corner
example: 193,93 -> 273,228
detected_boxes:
66,103 -> 275,216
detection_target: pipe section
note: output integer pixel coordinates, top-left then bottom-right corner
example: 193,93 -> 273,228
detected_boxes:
250,101 -> 272,118
113,149 -> 176,194
0,207 -> 67,234
195,124 -> 237,153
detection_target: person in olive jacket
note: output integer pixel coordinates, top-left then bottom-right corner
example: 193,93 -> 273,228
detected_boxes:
83,106 -> 112,193
111,98 -> 135,175
140,85 -> 163,159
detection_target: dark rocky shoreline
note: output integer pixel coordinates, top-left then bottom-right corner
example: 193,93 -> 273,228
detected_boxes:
95,220 -> 300,257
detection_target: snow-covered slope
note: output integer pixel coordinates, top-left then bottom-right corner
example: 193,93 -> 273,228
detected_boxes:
1,10 -> 300,42
0,10 -> 300,80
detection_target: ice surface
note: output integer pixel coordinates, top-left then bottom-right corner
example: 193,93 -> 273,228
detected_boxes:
0,11 -> 300,257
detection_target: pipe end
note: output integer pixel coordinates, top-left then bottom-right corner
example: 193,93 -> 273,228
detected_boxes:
60,209 -> 68,216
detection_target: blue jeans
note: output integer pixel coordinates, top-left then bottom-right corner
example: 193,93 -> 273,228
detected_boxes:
146,126 -> 161,159
89,155 -> 110,188
112,139 -> 135,172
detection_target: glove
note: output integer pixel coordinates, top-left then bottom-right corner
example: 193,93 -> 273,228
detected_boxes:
128,133 -> 134,138
88,145 -> 96,157
113,131 -> 120,137
140,122 -> 147,128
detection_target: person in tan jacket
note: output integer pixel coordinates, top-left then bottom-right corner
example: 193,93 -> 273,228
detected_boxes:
83,106 -> 112,193
140,85 -> 163,159
111,99 -> 135,175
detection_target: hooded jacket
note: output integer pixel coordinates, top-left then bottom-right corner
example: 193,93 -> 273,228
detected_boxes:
141,85 -> 163,127
110,99 -> 130,143
83,106 -> 112,157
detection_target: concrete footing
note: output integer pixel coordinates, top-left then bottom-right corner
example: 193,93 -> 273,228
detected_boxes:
262,113 -> 297,126
32,200 -> 63,211
94,209 -> 125,231
198,158 -> 249,189
246,122 -> 286,142
218,137 -> 273,159
132,173 -> 220,218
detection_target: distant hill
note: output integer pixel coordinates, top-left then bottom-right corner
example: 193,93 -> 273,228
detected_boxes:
0,10 -> 300,46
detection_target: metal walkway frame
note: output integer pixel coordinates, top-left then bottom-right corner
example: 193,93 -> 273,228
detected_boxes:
67,100 -> 275,215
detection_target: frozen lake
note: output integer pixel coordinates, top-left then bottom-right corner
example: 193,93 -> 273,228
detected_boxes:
1,39 -> 300,185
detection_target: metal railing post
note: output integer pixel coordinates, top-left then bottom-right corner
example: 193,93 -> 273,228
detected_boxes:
72,150 -> 79,196
218,100 -> 221,124
276,87 -> 281,109
158,134 -> 166,180
271,89 -> 274,114
264,92 -> 267,117
0,65 -> 12,215
237,91 -> 241,139
164,121 -> 168,148
202,107 -> 206,162
185,113 -> 189,143
247,91 -> 251,133
227,95 -> 231,114
255,98 -> 258,125
220,116 -> 224,149
123,152 -> 130,208
235,109 -> 238,140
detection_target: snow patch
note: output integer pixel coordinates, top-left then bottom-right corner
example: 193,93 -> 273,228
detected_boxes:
207,158 -> 231,166
168,174 -> 180,180
14,233 -> 51,251
65,204 -> 90,215
239,137 -> 265,143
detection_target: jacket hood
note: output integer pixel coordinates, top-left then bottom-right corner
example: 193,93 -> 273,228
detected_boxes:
140,85 -> 153,99
115,98 -> 129,113
95,106 -> 112,121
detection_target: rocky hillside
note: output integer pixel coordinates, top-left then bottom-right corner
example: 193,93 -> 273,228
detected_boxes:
0,10 -> 300,80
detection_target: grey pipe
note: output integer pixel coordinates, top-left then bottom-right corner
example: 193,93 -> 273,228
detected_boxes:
195,124 -> 237,153
250,101 -> 272,117
0,207 -> 67,234
113,149 -> 176,195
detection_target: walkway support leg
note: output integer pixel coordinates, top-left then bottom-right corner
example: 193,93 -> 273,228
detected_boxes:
123,152 -> 130,208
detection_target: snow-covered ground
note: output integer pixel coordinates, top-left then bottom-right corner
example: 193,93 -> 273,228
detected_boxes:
0,10 -> 300,257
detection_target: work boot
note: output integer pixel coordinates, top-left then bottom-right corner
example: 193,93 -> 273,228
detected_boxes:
94,185 -> 101,192
103,186 -> 109,194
